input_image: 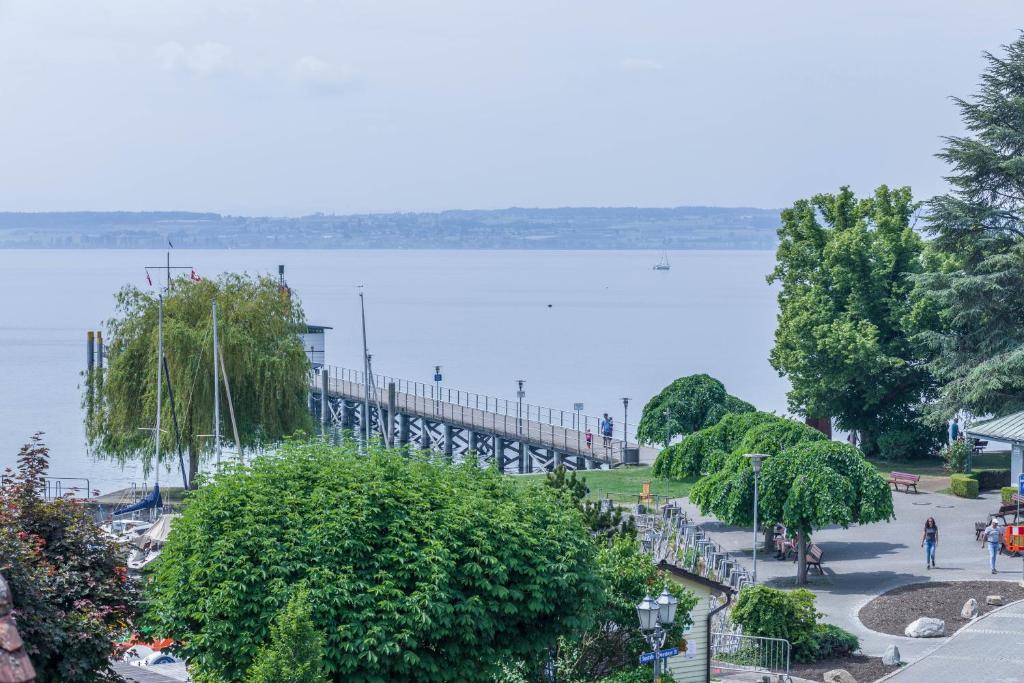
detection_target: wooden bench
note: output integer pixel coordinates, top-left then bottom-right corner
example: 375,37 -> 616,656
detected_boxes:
804,544 -> 825,575
889,471 -> 920,493
972,439 -> 989,454
992,493 -> 1024,524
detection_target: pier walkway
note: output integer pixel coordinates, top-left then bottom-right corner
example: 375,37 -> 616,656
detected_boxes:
310,365 -> 658,473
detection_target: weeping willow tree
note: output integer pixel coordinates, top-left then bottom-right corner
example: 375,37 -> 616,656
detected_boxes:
85,273 -> 314,486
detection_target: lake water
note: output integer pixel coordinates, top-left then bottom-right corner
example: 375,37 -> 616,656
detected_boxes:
0,249 -> 790,493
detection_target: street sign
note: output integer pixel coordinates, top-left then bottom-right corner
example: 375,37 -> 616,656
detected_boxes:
639,647 -> 679,664
1018,472 -> 1024,496
574,402 -> 584,412
434,373 -> 442,382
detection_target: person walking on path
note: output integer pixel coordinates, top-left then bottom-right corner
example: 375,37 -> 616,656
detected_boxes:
585,427 -> 593,451
600,414 -> 609,447
949,418 -> 960,445
981,518 -> 1002,574
921,517 -> 938,569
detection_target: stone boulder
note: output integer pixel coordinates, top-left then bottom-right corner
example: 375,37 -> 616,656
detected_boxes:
824,669 -> 857,683
881,644 -> 901,666
986,595 -> 1004,606
904,617 -> 946,638
961,598 -> 979,619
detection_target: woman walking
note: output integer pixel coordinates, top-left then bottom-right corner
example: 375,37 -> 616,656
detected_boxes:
921,517 -> 938,569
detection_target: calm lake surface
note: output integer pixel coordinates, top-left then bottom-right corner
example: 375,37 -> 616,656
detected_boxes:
0,249 -> 790,493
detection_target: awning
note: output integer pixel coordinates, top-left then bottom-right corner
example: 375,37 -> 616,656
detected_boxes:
966,411 -> 1024,445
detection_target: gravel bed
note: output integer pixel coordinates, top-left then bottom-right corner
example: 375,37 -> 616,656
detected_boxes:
791,654 -> 899,683
858,580 -> 1024,637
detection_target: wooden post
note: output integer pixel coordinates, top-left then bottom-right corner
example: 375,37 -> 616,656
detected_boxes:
86,331 -> 94,373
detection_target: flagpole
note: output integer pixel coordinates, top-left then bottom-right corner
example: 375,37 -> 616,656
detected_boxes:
155,294 -> 163,486
212,299 -> 221,467
359,289 -> 370,452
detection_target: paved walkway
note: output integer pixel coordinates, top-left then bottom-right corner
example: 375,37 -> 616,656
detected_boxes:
676,485 -> 1024,661
883,598 -> 1024,682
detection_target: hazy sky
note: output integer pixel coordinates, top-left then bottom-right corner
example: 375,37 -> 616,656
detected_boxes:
0,1 -> 1020,215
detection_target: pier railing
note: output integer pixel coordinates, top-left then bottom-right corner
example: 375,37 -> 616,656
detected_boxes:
315,365 -> 634,463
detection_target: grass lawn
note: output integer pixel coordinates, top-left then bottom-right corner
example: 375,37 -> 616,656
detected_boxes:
867,450 -> 1010,477
509,466 -> 696,503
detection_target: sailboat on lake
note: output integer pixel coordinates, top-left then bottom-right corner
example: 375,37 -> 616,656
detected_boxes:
653,252 -> 671,271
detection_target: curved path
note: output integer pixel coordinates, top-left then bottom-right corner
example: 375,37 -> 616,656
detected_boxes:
882,599 -> 1024,682
675,483 -> 1023,661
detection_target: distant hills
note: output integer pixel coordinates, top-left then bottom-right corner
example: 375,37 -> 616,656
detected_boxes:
0,207 -> 781,249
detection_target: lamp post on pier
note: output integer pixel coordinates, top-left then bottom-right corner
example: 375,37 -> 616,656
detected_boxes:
516,380 -> 526,435
622,397 -> 630,447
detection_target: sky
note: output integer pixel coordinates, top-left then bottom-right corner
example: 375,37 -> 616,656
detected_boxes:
0,1 -> 1020,215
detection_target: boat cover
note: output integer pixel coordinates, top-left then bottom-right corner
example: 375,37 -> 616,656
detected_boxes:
131,514 -> 177,548
114,483 -> 161,515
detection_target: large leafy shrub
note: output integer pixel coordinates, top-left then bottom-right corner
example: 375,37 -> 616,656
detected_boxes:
941,440 -> 972,473
246,588 -> 328,683
146,440 -> 602,682
793,624 -> 859,663
0,434 -> 138,683
876,421 -> 944,460
637,374 -> 754,446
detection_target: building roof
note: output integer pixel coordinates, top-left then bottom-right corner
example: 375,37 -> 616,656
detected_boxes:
305,324 -> 333,333
657,560 -> 734,595
967,411 -> 1024,445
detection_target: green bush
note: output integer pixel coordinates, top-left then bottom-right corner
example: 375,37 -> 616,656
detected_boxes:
941,440 -> 972,473
950,473 -> 979,498
146,441 -> 603,683
245,588 -> 328,683
731,586 -> 817,645
1002,486 -> 1017,504
877,423 -> 944,460
600,667 -> 675,683
792,623 -> 860,663
969,470 -> 1011,491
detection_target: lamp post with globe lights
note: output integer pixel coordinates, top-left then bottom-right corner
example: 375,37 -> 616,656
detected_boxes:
636,588 -> 679,682
743,453 -> 771,583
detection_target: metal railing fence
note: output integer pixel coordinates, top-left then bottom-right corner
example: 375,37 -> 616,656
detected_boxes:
711,632 -> 792,682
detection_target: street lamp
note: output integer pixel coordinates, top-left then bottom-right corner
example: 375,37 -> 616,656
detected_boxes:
622,397 -> 630,447
516,379 -> 526,434
637,588 -> 679,682
433,365 -> 443,416
743,453 -> 771,583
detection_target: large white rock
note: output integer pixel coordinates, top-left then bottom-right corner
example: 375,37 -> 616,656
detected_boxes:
824,669 -> 858,683
882,644 -> 902,666
986,595 -> 1004,606
904,617 -> 946,638
961,598 -> 979,619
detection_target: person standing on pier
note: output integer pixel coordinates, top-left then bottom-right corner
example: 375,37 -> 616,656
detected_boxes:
585,427 -> 593,451
605,416 -> 614,449
600,414 -> 609,447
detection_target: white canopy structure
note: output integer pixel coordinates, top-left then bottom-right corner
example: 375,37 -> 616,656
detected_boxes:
966,411 -> 1024,486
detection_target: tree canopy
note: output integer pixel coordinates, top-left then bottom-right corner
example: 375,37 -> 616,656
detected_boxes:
768,185 -> 932,455
913,35 -> 1024,419
85,273 -> 312,485
636,374 -> 754,446
145,440 -> 602,683
0,435 -> 139,683
691,437 -> 893,583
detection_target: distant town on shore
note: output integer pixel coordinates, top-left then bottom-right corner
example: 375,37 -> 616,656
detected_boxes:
0,206 -> 781,249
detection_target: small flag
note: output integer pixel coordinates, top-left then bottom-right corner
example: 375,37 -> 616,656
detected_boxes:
146,270 -> 152,286
190,269 -> 202,282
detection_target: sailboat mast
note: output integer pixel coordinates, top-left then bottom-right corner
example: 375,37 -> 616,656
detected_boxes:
212,299 -> 221,467
359,290 -> 370,450
155,294 -> 163,486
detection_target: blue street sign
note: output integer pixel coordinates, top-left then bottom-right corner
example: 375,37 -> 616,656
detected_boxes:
434,373 -> 442,382
1018,472 -> 1024,496
639,647 -> 679,664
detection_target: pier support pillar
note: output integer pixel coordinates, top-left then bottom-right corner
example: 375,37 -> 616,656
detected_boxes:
341,401 -> 354,431
495,436 -> 506,473
398,413 -> 410,446
359,402 -> 369,442
443,424 -> 454,461
549,449 -> 560,470
518,443 -> 527,474
420,420 -> 431,450
468,431 -> 479,461
320,368 -> 329,430
387,383 -> 397,448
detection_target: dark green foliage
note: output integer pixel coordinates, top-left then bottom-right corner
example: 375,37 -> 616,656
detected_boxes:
793,624 -> 860,663
0,435 -> 138,683
145,440 -> 602,683
769,185 -> 933,456
733,419 -> 826,459
653,411 -> 779,479
965,470 -> 1009,491
637,374 -> 754,446
732,586 -> 858,663
85,273 -> 313,483
915,36 -> 1024,418
877,422 -> 944,461
599,667 -> 676,683
544,466 -> 637,538
941,440 -> 972,473
246,588 -> 328,683
950,474 -> 979,498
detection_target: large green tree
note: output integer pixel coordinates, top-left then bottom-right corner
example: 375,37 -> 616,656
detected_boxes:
691,438 -> 893,584
85,273 -> 312,486
145,440 -> 602,683
769,185 -> 932,455
0,435 -> 139,683
914,35 -> 1024,418
636,374 -> 754,446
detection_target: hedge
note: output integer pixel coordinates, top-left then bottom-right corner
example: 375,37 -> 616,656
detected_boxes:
950,474 -> 979,498
967,469 -> 1011,491
1002,486 -> 1017,504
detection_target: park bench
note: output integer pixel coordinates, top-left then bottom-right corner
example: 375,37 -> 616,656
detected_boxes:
991,493 -> 1024,524
803,544 -> 825,575
889,471 -> 920,493
972,439 -> 989,455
